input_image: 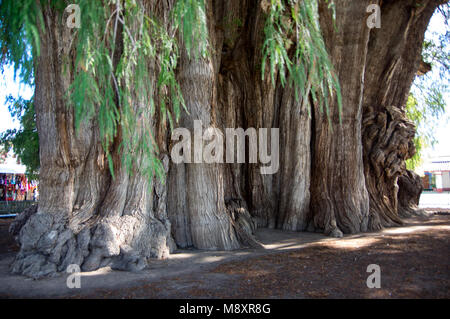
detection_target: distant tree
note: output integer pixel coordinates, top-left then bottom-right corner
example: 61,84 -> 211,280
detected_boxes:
0,95 -> 39,179
406,6 -> 449,170
0,146 -> 7,164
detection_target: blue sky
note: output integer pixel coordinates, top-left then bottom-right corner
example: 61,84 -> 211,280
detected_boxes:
0,65 -> 33,132
417,11 -> 450,158
0,10 -> 449,159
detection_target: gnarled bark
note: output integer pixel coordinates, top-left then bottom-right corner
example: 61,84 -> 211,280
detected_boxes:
361,0 -> 444,228
362,105 -> 416,229
398,170 -> 426,217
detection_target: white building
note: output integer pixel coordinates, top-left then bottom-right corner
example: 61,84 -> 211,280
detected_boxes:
422,156 -> 450,192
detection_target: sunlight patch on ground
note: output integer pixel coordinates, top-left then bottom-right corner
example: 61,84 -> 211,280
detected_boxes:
320,237 -> 382,250
383,225 -> 450,235
168,250 -> 252,263
80,267 -> 113,277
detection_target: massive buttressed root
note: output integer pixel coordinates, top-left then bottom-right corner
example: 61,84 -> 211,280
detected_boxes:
8,0 -> 444,278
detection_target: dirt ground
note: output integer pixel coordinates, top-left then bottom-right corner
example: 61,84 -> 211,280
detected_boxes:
0,210 -> 449,299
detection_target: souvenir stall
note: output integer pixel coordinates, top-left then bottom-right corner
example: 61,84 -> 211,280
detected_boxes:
0,174 -> 38,201
0,157 -> 38,202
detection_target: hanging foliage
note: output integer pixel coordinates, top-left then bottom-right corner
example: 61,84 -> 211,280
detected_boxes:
1,0 -> 341,181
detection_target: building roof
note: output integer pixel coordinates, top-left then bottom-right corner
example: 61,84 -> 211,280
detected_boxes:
0,162 -> 26,174
0,151 -> 26,174
423,156 -> 450,173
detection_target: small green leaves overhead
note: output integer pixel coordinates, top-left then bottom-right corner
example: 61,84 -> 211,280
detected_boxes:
0,0 -> 44,85
68,0 -> 208,182
172,0 -> 209,59
261,0 -> 342,122
0,0 -> 209,183
1,0 -> 343,183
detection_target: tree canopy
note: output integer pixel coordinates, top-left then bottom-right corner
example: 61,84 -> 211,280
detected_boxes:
406,5 -> 449,170
0,95 -> 39,178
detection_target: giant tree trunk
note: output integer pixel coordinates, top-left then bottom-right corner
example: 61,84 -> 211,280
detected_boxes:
11,2 -> 178,278
310,1 -> 372,237
11,0 -> 443,278
361,0 -> 444,227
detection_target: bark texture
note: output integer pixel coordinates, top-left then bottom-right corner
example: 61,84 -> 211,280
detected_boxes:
11,1 -> 177,278
398,170 -> 426,217
361,0 -> 444,226
11,0 -> 443,278
363,105 -> 416,228
310,0 -> 372,237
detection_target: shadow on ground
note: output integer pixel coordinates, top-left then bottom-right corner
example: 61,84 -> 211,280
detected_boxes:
0,213 -> 448,298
